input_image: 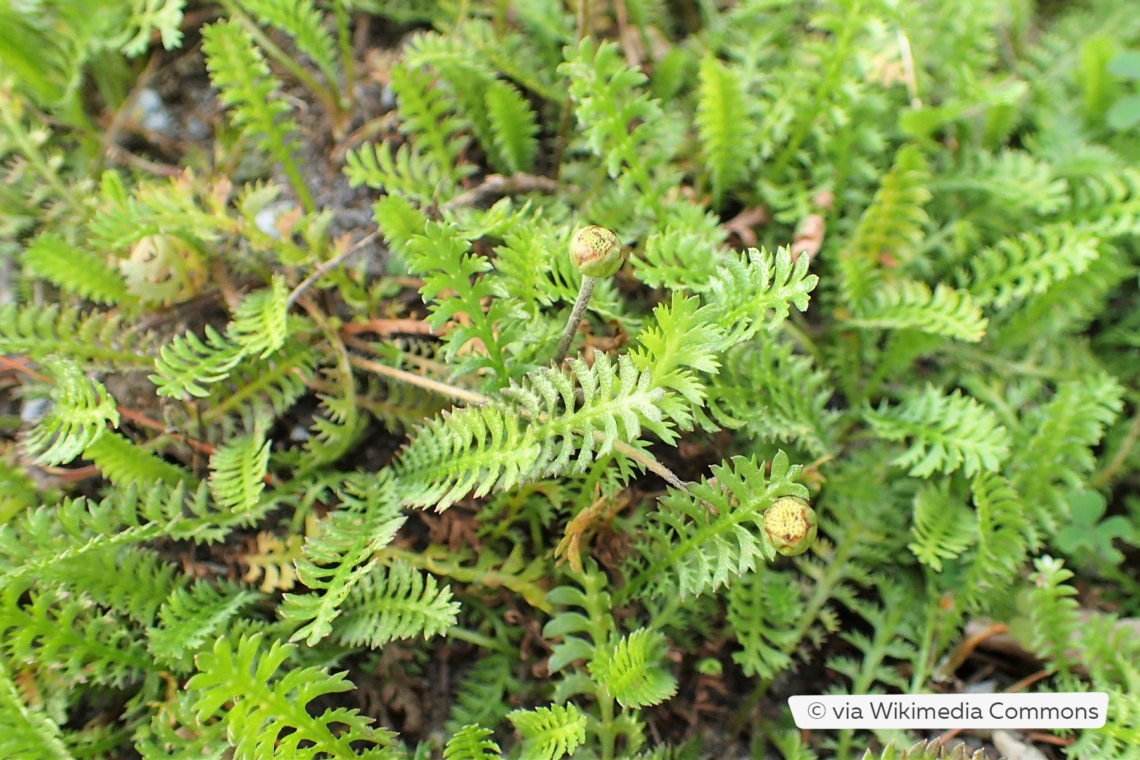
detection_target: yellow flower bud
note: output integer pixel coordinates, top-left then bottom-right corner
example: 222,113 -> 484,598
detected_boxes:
763,496 -> 818,556
570,225 -> 624,278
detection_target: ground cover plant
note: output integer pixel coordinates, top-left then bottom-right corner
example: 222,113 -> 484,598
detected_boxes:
1,0 -> 1139,758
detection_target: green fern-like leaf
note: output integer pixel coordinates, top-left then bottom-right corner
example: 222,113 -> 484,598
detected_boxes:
705,246 -> 819,345
907,483 -> 974,573
990,244 -> 1131,348
847,281 -> 987,342
187,633 -> 396,759
0,582 -> 154,688
484,78 -> 539,175
837,144 -> 932,305
632,219 -> 730,291
0,456 -> 39,524
559,38 -> 667,178
202,339 -> 316,426
1022,556 -> 1081,676
229,275 -> 288,359
403,219 -> 526,385
150,325 -> 244,399
719,339 -> 838,458
507,703 -> 587,760
84,430 -> 195,489
863,386 -> 1011,478
201,19 -> 311,210
390,61 -> 472,187
279,475 -> 407,645
623,452 -> 809,601
444,725 -> 502,760
964,224 -> 1101,309
394,355 -> 671,510
89,170 -> 300,261
1012,373 -> 1124,542
935,149 -> 1069,219
333,561 -> 459,648
0,480 -> 239,585
401,29 -> 498,161
44,545 -> 184,627
0,485 -> 172,580
726,562 -> 803,679
490,210 -> 577,317
344,141 -> 444,205
115,0 -> 185,56
371,193 -> 429,257
207,432 -> 271,514
1063,166 -> 1140,237
133,688 -> 228,759
631,292 -> 725,433
588,628 -> 677,709
766,728 -> 819,760
88,170 -> 209,250
0,304 -> 155,365
22,232 -> 132,305
1069,626 -> 1140,758
299,376 -> 366,471
696,55 -> 751,207
831,580 -> 921,695
962,473 -> 1028,612
240,0 -> 338,89
22,356 -> 119,466
148,579 -> 261,673
0,658 -> 74,760
447,653 -> 520,734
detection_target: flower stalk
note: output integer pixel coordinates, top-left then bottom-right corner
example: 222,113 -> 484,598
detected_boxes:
553,225 -> 624,364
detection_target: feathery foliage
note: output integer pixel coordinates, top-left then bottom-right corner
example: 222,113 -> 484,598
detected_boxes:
484,79 -> 540,175
587,628 -> 677,709
151,325 -> 244,399
863,386 -> 1011,478
21,356 -> 119,466
835,144 -> 932,306
187,633 -> 397,759
333,560 -> 459,648
201,18 -> 312,210
3,1 -> 1138,758
280,475 -> 406,646
0,304 -> 155,365
444,725 -> 502,760
696,55 -> 752,207
624,452 -> 809,601
21,232 -> 132,306
560,38 -> 666,181
394,354 -> 670,510
507,703 -> 587,760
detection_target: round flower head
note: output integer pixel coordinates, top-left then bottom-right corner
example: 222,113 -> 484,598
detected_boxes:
570,225 -> 624,278
763,496 -> 818,556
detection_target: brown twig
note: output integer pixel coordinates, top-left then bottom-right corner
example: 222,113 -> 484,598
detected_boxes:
340,318 -> 440,337
438,173 -> 562,212
286,229 -> 382,308
116,406 -> 217,457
